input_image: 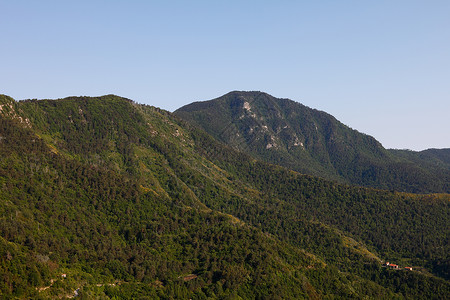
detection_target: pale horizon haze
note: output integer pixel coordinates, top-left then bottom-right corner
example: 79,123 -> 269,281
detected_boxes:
1,1 -> 449,151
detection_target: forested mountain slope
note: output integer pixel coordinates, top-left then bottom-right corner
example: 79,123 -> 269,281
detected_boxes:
0,94 -> 449,299
390,148 -> 450,170
175,91 -> 450,193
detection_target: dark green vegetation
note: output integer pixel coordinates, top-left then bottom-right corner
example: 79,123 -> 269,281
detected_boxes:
175,91 -> 450,193
0,94 -> 449,299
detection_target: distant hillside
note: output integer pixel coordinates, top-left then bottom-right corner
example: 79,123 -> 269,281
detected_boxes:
175,91 -> 450,193
0,94 -> 449,298
390,148 -> 450,170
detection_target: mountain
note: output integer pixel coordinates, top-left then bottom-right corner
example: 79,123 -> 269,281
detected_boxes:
390,148 -> 450,170
175,91 -> 450,193
1,94 -> 449,299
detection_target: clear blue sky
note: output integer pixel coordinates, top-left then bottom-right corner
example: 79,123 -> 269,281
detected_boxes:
1,1 -> 449,150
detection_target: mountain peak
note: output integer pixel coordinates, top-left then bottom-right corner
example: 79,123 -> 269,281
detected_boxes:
176,91 -> 450,192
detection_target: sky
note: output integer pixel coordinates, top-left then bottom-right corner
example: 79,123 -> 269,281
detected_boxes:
1,1 -> 449,151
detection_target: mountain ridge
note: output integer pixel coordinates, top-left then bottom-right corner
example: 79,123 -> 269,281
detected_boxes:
175,91 -> 450,193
